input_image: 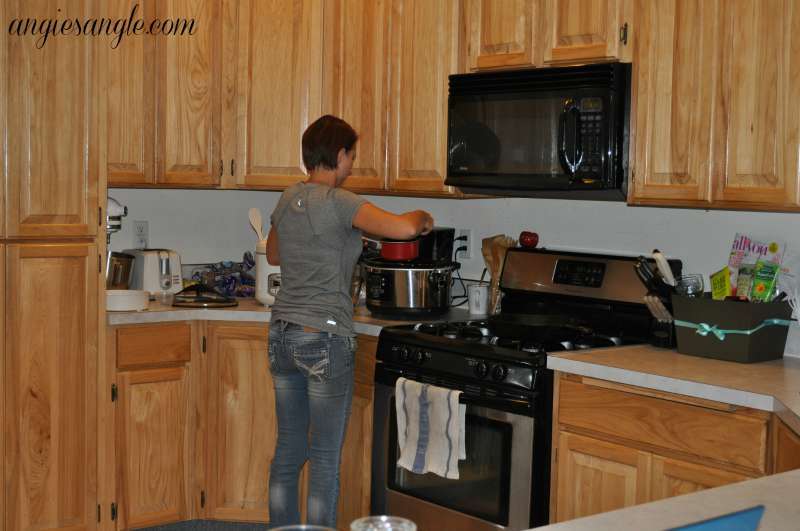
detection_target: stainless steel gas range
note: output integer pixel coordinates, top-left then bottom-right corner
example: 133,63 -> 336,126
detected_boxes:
371,248 -> 680,531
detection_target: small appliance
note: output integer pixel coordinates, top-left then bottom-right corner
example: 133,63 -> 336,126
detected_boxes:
124,249 -> 183,297
255,240 -> 280,305
105,196 -> 133,288
446,63 -> 631,200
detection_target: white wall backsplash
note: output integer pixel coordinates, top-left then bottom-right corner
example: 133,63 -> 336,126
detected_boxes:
109,188 -> 800,356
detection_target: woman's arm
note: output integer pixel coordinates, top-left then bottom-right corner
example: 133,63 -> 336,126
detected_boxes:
266,225 -> 280,265
352,202 -> 434,240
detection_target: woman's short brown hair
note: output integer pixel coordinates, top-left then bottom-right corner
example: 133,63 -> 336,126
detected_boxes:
302,115 -> 358,172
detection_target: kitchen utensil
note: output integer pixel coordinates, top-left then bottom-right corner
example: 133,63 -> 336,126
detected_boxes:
362,259 -> 458,318
106,289 -> 149,312
248,207 -> 264,240
172,284 -> 238,308
488,234 -> 517,314
644,294 -> 673,323
468,282 -> 489,315
106,251 -> 135,289
652,249 -> 676,286
350,516 -> 416,531
675,274 -> 705,298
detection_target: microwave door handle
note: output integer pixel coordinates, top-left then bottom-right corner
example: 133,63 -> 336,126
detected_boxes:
558,100 -> 583,178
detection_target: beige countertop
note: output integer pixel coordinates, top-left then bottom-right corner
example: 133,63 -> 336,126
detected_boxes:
533,468 -> 800,531
106,297 -> 477,336
548,344 -> 800,434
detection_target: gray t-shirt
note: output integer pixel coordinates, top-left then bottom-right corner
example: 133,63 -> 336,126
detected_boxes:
269,182 -> 366,336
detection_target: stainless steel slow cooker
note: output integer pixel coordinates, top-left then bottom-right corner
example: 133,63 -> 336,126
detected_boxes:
362,260 -> 458,318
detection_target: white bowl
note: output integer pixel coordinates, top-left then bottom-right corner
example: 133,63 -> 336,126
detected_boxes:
107,289 -> 149,311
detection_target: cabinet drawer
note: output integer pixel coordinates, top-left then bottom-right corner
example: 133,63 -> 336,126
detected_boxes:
558,378 -> 768,472
116,323 -> 192,369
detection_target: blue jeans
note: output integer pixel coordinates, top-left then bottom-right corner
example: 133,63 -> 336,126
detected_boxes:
267,320 -> 356,528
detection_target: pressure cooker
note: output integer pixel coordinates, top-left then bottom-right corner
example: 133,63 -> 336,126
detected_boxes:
362,258 -> 458,318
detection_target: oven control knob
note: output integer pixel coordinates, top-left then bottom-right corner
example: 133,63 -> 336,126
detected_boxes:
399,346 -> 411,362
474,361 -> 489,379
491,364 -> 508,382
414,349 -> 426,364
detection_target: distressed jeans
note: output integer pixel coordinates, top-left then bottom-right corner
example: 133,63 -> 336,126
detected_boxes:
267,320 -> 356,529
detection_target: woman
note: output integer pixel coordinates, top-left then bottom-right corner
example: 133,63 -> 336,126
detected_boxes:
266,115 -> 433,528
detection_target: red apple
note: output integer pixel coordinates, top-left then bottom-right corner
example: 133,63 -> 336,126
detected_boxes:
519,231 -> 539,248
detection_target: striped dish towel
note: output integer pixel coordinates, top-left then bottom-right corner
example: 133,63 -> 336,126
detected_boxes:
395,377 -> 466,479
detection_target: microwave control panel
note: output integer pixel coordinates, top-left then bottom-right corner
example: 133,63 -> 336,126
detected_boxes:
552,259 -> 606,288
577,97 -> 605,179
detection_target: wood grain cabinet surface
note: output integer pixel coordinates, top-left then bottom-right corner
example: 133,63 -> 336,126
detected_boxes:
4,244 -> 99,531
772,417 -> 800,474
542,0 -> 627,64
464,0 -> 540,70
3,0 -> 99,238
551,374 -> 765,523
629,0 -> 800,211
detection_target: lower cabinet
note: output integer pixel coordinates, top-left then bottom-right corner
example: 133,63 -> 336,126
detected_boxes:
772,417 -> 800,473
551,374 -> 765,523
107,321 -> 377,530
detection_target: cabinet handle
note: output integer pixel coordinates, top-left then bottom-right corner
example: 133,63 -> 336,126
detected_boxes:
619,23 -> 628,45
219,159 -> 223,178
230,159 -> 235,176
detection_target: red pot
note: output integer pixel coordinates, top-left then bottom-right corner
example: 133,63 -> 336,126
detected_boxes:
379,239 -> 419,261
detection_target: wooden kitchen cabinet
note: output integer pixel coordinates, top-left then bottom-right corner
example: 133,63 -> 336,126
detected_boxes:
105,0 -> 221,188
464,0 -> 540,70
650,455 -> 752,501
155,0 -> 221,187
629,0 -> 800,211
322,0 -> 390,193
205,323 -> 272,523
103,0 -> 156,186
3,0 -> 99,237
554,431 -> 650,522
772,417 -> 800,473
0,245 -> 4,531
222,0 -> 324,190
386,0 -> 461,195
541,0 -> 628,64
551,374 -> 767,523
4,243 -> 99,531
112,322 -> 196,529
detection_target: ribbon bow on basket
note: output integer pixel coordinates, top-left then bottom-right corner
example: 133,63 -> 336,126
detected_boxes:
674,318 -> 794,341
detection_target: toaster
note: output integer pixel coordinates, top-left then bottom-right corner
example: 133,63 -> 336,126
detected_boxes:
123,249 -> 183,296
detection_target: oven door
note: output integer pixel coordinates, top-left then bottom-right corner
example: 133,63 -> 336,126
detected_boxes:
372,375 -> 535,531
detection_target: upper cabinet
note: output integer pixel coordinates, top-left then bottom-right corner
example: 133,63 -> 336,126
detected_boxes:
386,0 -> 461,195
104,0 -> 156,186
223,0 -> 323,190
629,0 -> 717,204
629,0 -> 800,211
3,0 -> 98,238
542,0 -> 627,64
155,0 -> 221,187
322,0 -> 390,193
106,0 -> 221,188
464,0 -> 540,70
712,0 -> 800,208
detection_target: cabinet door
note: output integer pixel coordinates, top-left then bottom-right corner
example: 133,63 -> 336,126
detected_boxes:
554,432 -> 650,523
323,0 -> 389,192
0,245 -> 4,531
336,335 -> 377,528
116,367 -> 190,529
155,0 -> 221,186
227,0 -> 324,189
712,0 -> 800,208
206,323 -> 272,523
387,0 -> 460,194
650,455 -> 751,501
628,0 -> 717,205
772,418 -> 800,473
105,0 -> 156,186
542,0 -> 624,64
4,0 -> 98,237
5,243 -> 98,531
464,0 -> 539,70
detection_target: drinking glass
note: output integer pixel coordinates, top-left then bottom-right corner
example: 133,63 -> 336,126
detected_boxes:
350,516 -> 417,531
676,274 -> 705,298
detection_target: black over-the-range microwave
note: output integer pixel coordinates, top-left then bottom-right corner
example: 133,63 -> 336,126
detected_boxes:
445,62 -> 631,200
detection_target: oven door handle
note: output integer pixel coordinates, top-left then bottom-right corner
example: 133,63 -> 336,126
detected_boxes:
457,393 -> 534,415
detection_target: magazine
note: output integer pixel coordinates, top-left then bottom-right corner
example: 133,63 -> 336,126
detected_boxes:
727,233 -> 785,296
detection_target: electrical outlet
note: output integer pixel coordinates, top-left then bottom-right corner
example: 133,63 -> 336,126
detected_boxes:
133,220 -> 149,249
455,229 -> 472,260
